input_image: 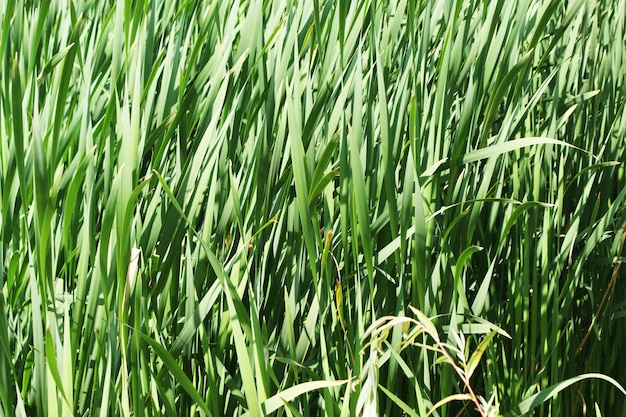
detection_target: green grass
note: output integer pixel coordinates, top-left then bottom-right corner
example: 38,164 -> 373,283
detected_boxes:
1,0 -> 626,415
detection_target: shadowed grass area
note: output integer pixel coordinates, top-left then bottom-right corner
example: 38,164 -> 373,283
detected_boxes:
1,0 -> 625,415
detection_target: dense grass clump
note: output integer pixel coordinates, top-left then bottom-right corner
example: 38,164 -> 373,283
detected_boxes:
1,0 -> 625,415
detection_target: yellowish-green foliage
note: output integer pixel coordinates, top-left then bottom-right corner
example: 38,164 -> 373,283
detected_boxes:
0,0 -> 625,415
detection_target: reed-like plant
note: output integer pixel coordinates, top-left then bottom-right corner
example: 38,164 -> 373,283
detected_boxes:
1,0 -> 625,415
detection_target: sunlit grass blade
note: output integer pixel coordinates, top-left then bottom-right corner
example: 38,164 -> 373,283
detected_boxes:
505,374 -> 626,417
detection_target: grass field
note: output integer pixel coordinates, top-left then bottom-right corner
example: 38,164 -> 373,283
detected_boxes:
1,0 -> 625,415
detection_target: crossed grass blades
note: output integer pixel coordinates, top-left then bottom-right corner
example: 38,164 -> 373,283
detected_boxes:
1,0 -> 625,416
